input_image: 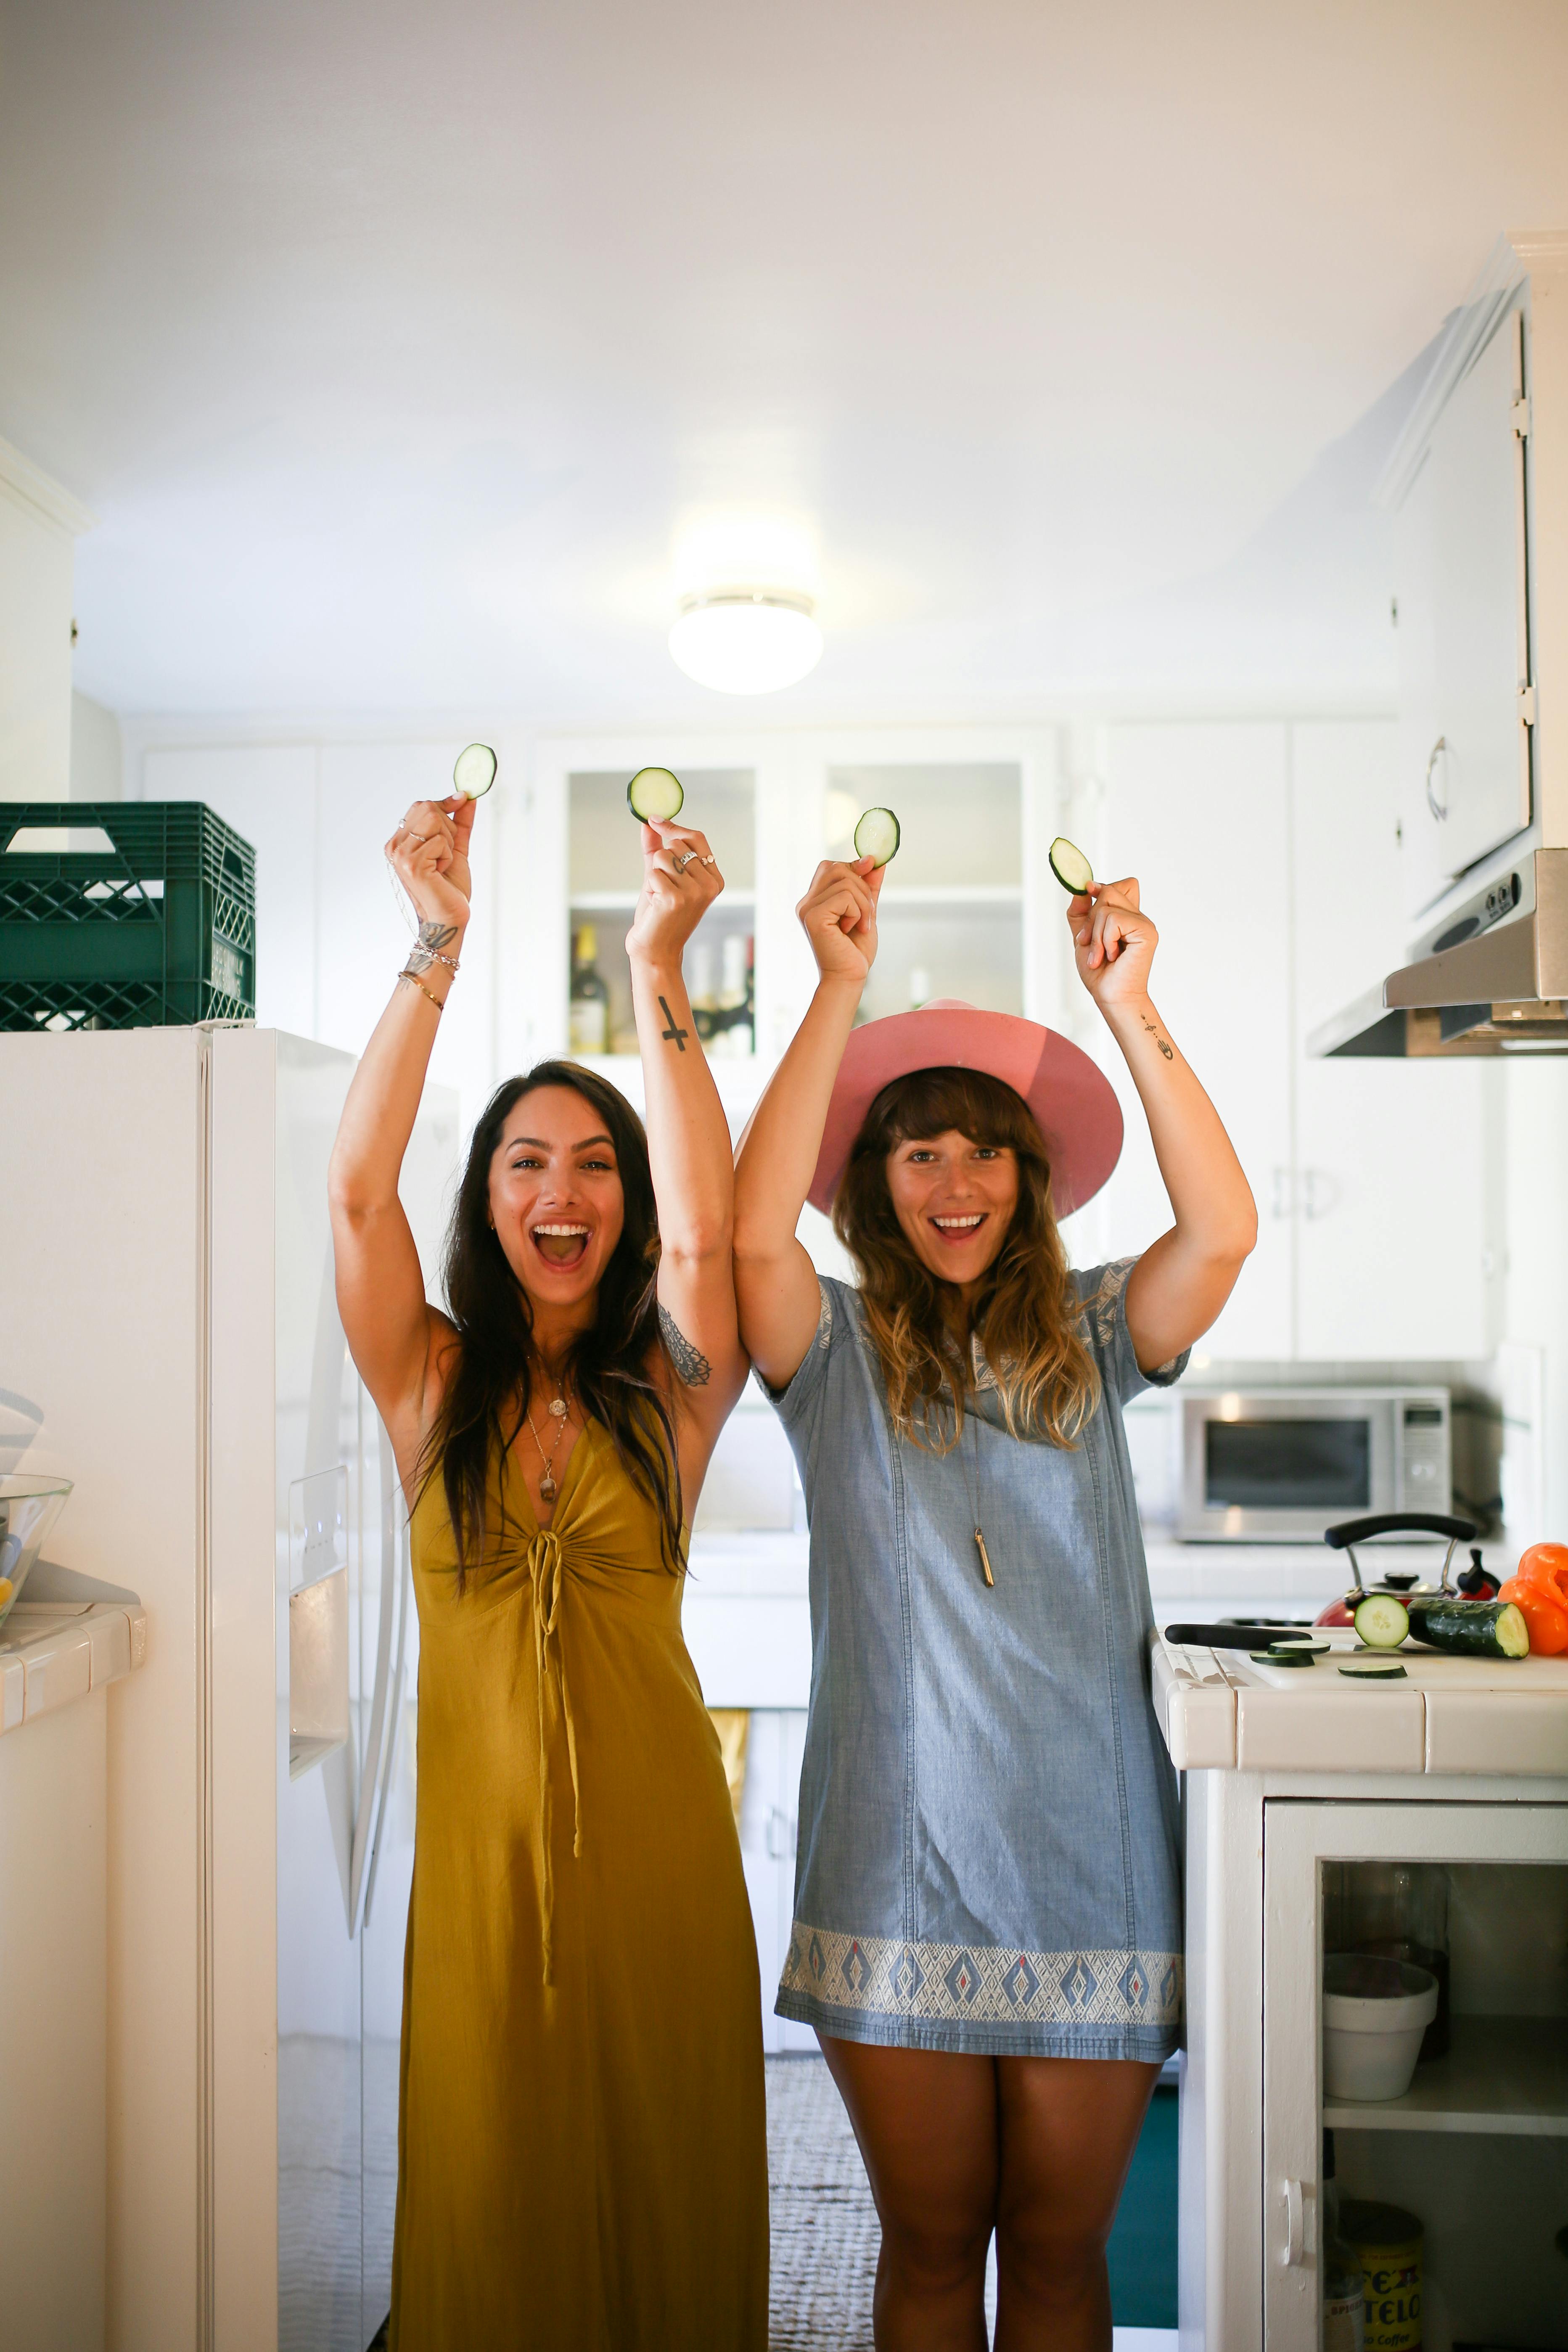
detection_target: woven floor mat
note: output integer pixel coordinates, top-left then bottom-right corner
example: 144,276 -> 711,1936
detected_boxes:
766,2056 -> 881,2349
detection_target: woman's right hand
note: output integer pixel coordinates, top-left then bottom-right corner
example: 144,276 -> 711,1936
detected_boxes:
385,794 -> 476,938
796,856 -> 884,987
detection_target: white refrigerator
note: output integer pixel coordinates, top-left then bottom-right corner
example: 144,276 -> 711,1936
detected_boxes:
0,1025 -> 458,2352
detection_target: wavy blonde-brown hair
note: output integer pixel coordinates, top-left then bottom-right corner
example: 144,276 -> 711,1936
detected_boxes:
832,1064 -> 1100,1451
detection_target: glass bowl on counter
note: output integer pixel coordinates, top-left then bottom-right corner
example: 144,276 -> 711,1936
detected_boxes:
0,1474 -> 74,1632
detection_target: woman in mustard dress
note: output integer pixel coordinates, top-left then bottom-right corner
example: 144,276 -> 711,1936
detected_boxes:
329,785 -> 767,2347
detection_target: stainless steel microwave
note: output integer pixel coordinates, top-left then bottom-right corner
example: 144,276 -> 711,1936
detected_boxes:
1178,1387 -> 1451,1542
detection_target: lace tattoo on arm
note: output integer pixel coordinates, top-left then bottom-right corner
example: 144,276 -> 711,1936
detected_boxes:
658,1303 -> 711,1387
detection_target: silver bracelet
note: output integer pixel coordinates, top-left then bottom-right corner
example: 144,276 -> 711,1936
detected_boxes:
406,945 -> 461,973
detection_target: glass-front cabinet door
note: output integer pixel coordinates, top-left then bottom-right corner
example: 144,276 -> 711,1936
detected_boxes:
1263,1799 -> 1568,2352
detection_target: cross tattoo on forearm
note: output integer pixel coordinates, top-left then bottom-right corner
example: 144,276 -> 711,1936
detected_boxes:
658,995 -> 688,1051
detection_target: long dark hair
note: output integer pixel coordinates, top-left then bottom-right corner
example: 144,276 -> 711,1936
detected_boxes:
418,1061 -> 683,1581
833,1064 -> 1100,1450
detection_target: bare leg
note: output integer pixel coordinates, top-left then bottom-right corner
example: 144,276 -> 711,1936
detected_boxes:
992,2056 -> 1160,2351
818,2034 -> 998,2352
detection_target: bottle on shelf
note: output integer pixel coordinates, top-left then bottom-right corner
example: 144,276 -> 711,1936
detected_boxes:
1320,2130 -> 1366,2352
711,932 -> 754,1058
687,941 -> 718,1044
568,923 -> 610,1057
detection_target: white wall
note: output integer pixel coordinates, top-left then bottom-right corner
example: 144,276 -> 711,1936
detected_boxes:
128,734 -> 499,1151
0,440 -> 91,802
70,690 -> 123,800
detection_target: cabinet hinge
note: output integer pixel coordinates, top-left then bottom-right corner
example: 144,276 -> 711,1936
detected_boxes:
1520,684 -> 1539,726
1512,396 -> 1531,437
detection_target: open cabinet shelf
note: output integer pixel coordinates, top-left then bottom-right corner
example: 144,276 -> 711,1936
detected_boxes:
1325,2013 -> 1568,2136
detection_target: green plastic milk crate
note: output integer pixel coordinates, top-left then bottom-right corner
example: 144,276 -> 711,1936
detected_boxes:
0,801 -> 256,1030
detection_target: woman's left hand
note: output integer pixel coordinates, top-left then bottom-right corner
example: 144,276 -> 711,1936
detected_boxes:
626,820 -> 724,967
1068,877 -> 1158,1007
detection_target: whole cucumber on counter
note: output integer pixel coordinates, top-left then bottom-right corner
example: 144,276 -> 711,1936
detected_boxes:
1405,1595 -> 1530,1659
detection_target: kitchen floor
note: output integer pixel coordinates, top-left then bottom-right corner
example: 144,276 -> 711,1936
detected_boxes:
764,2055 -> 1178,2349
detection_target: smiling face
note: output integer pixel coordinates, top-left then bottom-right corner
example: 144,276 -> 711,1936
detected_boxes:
884,1127 -> 1021,1296
487,1084 -> 626,1316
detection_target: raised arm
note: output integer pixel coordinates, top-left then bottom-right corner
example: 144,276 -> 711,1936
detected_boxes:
732,858 -> 883,1390
1068,877 -> 1257,1372
328,794 -> 476,1480
625,818 -> 748,1458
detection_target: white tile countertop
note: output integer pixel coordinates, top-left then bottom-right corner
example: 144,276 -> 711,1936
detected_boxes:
0,1600 -> 148,1736
1152,1624 -> 1568,1778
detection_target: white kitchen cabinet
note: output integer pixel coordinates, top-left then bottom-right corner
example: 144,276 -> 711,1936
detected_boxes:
737,1709 -> 814,2053
1291,722 -> 1498,1361
1393,296 -> 1534,916
1095,723 -> 1294,1358
1262,1802 -> 1568,2352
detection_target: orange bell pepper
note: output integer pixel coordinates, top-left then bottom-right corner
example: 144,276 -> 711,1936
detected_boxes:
1498,1542 -> 1568,1657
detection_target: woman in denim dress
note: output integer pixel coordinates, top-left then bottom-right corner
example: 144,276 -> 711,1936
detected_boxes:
732,855 -> 1256,2350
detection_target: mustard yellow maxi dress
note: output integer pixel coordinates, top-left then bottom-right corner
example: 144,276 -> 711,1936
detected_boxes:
389,1420 -> 769,2349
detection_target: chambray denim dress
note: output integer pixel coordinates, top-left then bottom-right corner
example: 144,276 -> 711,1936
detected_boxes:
767,1259 -> 1184,2061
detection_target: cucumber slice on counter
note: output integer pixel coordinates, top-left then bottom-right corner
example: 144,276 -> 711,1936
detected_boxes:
853,807 -> 900,868
1252,1648 -> 1316,1667
1269,1637 -> 1329,1655
1352,1592 -> 1410,1650
626,767 -> 685,822
1339,1659 -> 1409,1680
1048,836 -> 1094,895
1406,1595 -> 1530,1659
452,742 -> 497,799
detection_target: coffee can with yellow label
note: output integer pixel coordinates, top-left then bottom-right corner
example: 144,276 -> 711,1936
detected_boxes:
1340,2199 -> 1423,2352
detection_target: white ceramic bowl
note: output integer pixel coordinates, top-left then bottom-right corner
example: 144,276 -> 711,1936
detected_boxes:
1322,1954 -> 1438,2101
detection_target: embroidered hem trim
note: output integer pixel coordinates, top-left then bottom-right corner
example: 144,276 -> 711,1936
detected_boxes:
780,1921 -> 1182,2030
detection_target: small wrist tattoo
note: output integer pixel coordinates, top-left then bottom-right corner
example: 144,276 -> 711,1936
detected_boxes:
1139,1013 -> 1174,1061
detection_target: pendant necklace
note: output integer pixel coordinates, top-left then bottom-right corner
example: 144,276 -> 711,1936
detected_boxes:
956,1403 -> 996,1590
526,1365 -> 571,1504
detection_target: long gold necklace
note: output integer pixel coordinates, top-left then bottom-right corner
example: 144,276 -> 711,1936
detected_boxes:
526,1364 -> 571,1504
957,1407 -> 996,1589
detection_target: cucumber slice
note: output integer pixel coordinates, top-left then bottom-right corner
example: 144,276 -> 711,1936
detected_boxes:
452,742 -> 497,799
1269,1639 -> 1329,1657
1252,1648 -> 1316,1667
626,767 -> 684,822
1352,1592 -> 1410,1650
1048,836 -> 1094,895
1406,1595 -> 1530,1659
853,807 -> 900,868
1339,1659 -> 1409,1680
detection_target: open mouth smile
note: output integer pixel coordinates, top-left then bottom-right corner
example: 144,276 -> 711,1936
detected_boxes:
930,1213 -> 986,1245
531,1222 -> 591,1268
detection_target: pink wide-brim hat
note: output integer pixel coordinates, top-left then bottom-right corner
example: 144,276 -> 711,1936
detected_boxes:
807,999 -> 1124,1219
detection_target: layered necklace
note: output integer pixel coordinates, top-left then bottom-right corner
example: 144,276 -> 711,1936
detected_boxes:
525,1359 -> 572,1505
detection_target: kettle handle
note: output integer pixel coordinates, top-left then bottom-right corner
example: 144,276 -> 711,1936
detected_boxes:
1324,1511 -> 1477,1598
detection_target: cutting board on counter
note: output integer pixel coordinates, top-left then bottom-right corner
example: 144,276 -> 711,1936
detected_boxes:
1238,1631 -> 1568,1693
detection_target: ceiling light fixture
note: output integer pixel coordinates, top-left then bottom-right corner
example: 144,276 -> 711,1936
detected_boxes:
668,588 -> 823,695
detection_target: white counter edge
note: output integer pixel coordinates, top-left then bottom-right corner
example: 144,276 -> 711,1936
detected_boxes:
0,1600 -> 148,1736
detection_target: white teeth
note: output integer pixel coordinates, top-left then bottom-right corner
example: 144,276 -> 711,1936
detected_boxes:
933,1215 -> 983,1229
534,1224 -> 589,1236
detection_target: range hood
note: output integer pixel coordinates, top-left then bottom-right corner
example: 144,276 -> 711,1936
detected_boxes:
1309,847 -> 1568,1057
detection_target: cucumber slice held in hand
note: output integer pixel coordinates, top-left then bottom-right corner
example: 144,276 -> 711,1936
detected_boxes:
1352,1591 -> 1411,1650
452,742 -> 497,799
626,767 -> 685,822
853,807 -> 900,868
1048,836 -> 1095,896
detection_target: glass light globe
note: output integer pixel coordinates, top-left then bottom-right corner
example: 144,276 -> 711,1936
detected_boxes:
668,591 -> 823,695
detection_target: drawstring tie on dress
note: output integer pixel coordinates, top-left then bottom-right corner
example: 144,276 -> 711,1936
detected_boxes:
527,1527 -> 583,1985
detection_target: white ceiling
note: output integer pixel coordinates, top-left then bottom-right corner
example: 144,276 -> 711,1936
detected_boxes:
3,0 -> 1568,723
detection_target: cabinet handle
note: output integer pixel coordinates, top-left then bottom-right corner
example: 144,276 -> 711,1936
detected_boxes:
1424,735 -> 1449,822
765,1806 -> 797,1862
1301,1169 -> 1339,1222
1279,2177 -> 1316,2268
